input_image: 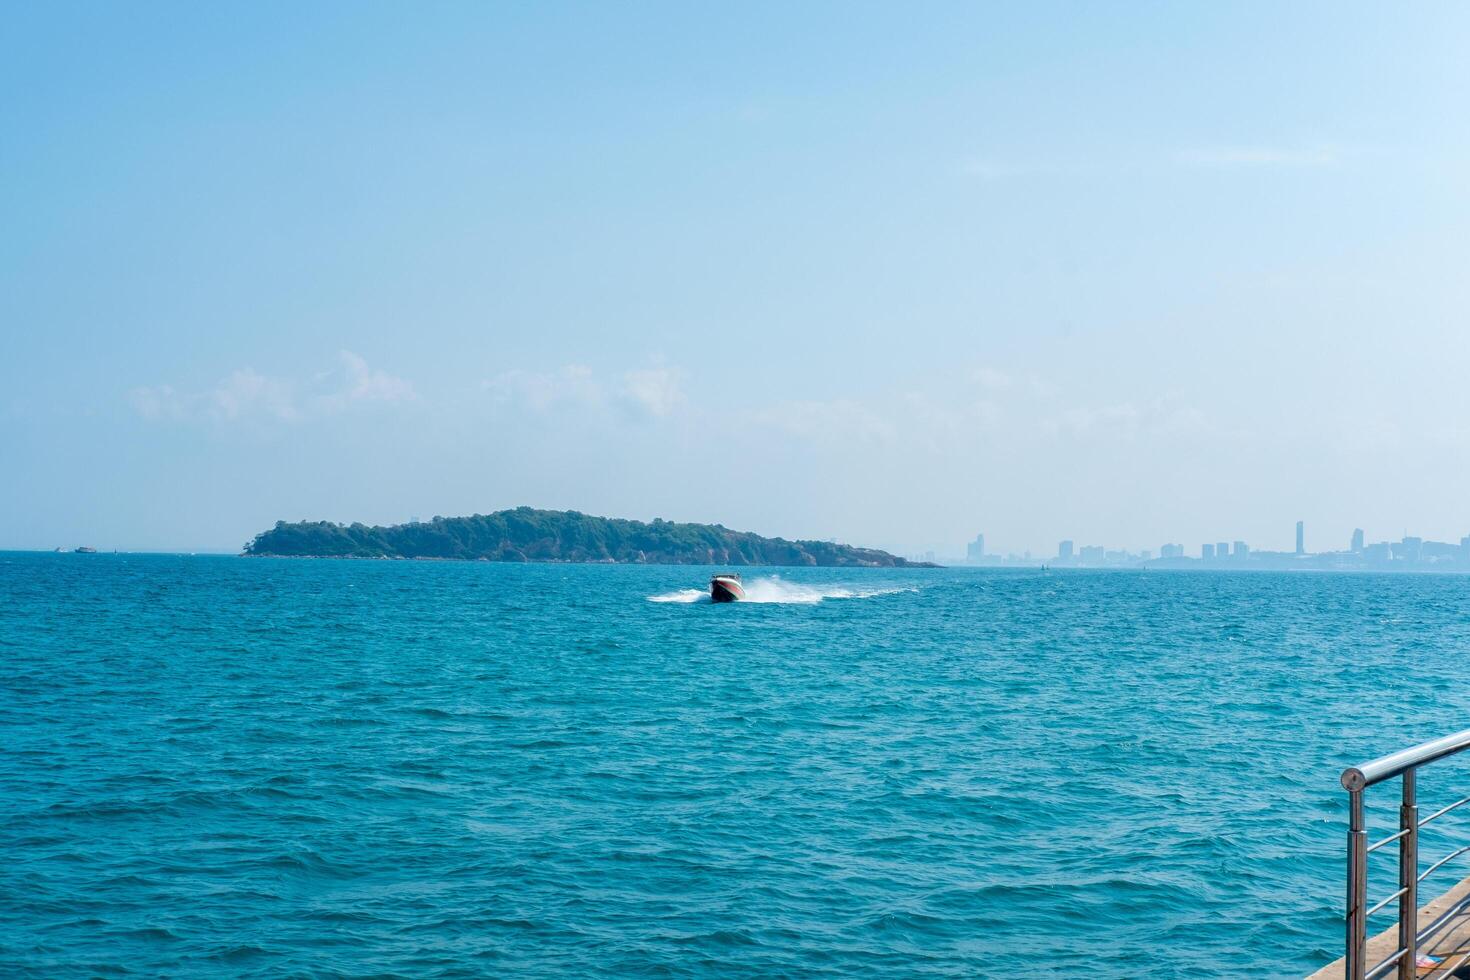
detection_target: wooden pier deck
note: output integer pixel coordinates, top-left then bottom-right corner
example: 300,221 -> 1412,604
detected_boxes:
1309,875 -> 1470,979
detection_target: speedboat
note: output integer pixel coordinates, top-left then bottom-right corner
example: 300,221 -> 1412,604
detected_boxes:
710,573 -> 745,602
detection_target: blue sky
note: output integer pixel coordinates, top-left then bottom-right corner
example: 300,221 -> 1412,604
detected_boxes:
4,3 -> 1469,555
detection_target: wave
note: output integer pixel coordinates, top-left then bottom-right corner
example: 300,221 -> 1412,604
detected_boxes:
647,577 -> 914,605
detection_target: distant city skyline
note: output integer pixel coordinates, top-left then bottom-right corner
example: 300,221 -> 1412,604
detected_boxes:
945,519 -> 1470,571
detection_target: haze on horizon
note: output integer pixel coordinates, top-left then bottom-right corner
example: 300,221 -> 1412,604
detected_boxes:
4,3 -> 1469,558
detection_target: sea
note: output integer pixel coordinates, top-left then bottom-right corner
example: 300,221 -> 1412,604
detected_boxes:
5,553 -> 1470,978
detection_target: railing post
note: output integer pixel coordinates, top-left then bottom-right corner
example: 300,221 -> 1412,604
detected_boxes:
1398,769 -> 1419,980
1348,787 -> 1367,980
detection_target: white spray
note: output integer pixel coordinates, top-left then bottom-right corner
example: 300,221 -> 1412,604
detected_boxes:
646,576 -> 913,605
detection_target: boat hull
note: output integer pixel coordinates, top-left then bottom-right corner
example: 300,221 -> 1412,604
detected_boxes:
710,576 -> 745,602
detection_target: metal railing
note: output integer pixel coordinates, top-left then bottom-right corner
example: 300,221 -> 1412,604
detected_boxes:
1341,728 -> 1470,979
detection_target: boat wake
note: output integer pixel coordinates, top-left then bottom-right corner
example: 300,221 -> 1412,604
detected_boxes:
647,577 -> 914,605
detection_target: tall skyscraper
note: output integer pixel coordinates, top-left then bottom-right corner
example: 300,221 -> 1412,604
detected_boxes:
1058,540 -> 1074,560
1296,520 -> 1305,555
1202,543 -> 1215,560
1234,540 -> 1248,558
1351,528 -> 1365,552
1217,541 -> 1230,559
966,534 -> 985,563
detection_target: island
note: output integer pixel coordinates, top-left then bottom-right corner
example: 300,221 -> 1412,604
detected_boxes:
243,508 -> 934,567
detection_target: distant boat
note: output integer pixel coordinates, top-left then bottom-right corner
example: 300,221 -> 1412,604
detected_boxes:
74,547 -> 97,554
710,573 -> 745,603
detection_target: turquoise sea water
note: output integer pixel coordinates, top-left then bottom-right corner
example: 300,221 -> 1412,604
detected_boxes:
5,554 -> 1470,977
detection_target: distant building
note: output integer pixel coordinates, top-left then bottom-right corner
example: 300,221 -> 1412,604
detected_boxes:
1234,540 -> 1248,558
1364,542 -> 1392,564
1351,528 -> 1365,553
1423,540 -> 1460,561
1217,541 -> 1230,559
1160,543 -> 1184,559
1058,540 -> 1074,560
1079,545 -> 1105,563
1296,520 -> 1305,555
1394,537 -> 1422,563
1202,543 -> 1216,560
1140,549 -> 1153,561
966,534 -> 985,562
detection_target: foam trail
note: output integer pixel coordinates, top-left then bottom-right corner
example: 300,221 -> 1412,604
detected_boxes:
740,578 -> 836,604
647,577 -> 914,605
647,588 -> 709,604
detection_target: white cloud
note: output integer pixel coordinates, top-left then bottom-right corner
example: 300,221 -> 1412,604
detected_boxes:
959,157 -> 1026,180
483,363 -> 687,420
621,367 -> 683,417
1039,398 -> 1217,440
211,368 -> 297,421
960,145 -> 1349,182
335,350 -> 414,404
972,367 -> 1013,391
736,101 -> 770,124
1177,144 -> 1341,168
1044,403 -> 1139,437
131,352 -> 412,423
128,384 -> 187,421
756,380 -> 1221,456
484,364 -> 601,411
757,399 -> 897,445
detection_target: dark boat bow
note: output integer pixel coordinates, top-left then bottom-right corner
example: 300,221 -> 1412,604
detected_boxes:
710,573 -> 745,602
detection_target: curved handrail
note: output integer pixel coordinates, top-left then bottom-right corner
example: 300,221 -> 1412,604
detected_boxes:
1341,730 -> 1470,980
1341,728 -> 1470,791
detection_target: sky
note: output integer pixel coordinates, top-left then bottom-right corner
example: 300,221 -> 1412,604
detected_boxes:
4,2 -> 1470,556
